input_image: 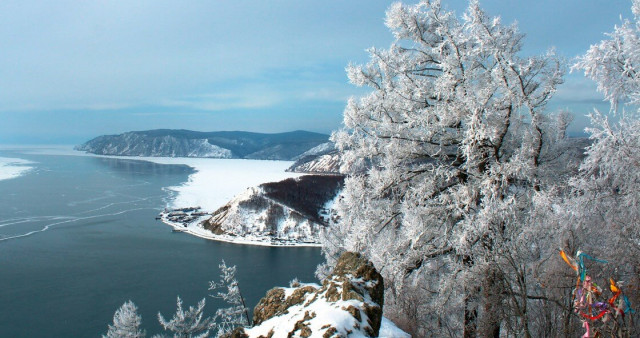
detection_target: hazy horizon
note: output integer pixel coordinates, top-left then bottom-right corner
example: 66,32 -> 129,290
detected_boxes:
0,0 -> 631,144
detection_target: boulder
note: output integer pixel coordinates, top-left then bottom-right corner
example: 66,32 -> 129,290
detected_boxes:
241,252 -> 386,337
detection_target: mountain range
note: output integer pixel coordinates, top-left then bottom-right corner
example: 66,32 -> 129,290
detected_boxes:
75,129 -> 330,161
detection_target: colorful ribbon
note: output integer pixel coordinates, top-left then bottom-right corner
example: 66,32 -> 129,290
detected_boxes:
576,251 -> 608,281
559,249 -> 634,337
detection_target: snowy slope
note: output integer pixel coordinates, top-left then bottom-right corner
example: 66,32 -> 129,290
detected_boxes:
287,142 -> 342,174
292,142 -> 335,160
205,186 -> 322,244
203,175 -> 344,245
287,152 -> 342,174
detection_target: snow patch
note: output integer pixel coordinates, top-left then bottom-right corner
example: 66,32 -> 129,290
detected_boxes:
319,190 -> 340,224
0,157 -> 34,181
379,317 -> 411,338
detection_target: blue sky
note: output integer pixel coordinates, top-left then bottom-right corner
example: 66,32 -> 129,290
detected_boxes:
0,0 -> 634,144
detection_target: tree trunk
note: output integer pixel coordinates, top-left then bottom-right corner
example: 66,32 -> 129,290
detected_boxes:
464,293 -> 478,338
463,254 -> 478,338
479,267 -> 501,337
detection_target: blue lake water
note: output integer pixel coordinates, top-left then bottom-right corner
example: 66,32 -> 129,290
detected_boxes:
0,148 -> 322,337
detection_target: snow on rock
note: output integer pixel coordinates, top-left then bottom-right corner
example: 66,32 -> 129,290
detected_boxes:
233,252 -> 409,338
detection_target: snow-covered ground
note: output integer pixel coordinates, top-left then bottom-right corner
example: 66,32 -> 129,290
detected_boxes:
160,211 -> 321,247
0,157 -> 33,181
244,282 -> 410,337
379,317 -> 411,338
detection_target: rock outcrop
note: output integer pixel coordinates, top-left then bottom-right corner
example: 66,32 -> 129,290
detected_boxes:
239,252 -> 389,337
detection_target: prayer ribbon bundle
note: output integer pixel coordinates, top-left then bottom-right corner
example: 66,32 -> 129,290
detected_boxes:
560,250 -> 634,337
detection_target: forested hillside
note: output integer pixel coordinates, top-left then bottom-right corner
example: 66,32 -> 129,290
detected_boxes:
76,130 -> 329,160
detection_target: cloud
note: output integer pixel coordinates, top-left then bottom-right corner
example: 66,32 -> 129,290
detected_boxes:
160,91 -> 282,112
0,0 -> 393,114
298,86 -> 357,103
551,74 -> 607,105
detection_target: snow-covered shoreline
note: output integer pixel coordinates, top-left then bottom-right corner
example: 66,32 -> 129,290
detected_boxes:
122,156 -> 322,248
126,155 -> 323,247
159,208 -> 322,247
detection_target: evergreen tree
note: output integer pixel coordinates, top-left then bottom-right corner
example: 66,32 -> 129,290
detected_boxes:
104,300 -> 146,338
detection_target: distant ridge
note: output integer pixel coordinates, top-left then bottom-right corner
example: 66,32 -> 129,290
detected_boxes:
75,129 -> 330,160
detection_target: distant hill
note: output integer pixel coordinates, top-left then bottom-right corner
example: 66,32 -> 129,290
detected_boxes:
75,129 -> 329,160
286,142 -> 342,174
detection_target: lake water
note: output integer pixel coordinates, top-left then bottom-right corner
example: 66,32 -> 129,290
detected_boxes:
0,147 -> 322,337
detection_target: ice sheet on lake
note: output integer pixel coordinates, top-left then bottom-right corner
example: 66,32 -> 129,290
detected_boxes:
0,157 -> 33,181
15,146 -> 300,212
143,157 -> 300,211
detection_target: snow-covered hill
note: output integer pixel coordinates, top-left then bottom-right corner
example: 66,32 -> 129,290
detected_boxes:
204,175 -> 344,245
205,187 -> 321,244
287,142 -> 342,174
76,129 -> 329,160
287,152 -> 341,174
78,133 -> 233,158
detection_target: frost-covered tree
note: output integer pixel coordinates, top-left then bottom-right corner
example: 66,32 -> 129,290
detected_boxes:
104,300 -> 146,338
157,297 -> 213,338
574,0 -> 640,109
106,261 -> 250,338
321,0 -> 566,335
571,0 -> 640,249
558,1 -> 640,334
208,260 -> 250,336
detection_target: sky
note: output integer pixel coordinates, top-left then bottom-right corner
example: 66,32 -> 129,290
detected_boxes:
0,0 -> 635,144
